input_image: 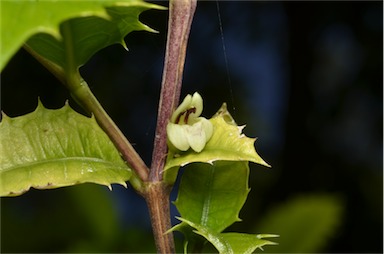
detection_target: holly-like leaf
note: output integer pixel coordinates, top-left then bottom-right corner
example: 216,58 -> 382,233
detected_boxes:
164,103 -> 269,172
220,233 -> 278,254
172,217 -> 278,254
0,101 -> 131,196
0,0 -> 164,70
168,104 -> 276,252
174,161 -> 250,233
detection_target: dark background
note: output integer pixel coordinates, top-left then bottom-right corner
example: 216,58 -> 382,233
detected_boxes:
1,1 -> 382,253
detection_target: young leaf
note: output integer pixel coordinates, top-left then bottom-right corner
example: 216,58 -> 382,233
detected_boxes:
165,103 -> 270,171
173,161 -> 250,233
173,217 -> 278,254
0,101 -> 131,196
0,0 -> 164,70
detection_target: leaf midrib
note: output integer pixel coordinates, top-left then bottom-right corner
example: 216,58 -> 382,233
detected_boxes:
1,156 -> 127,173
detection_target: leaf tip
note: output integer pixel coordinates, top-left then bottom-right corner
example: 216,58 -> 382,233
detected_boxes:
207,159 -> 216,165
0,111 -> 9,122
120,181 -> 128,188
36,97 -> 45,109
252,139 -> 271,168
142,24 -> 159,34
238,125 -> 246,133
120,40 -> 129,51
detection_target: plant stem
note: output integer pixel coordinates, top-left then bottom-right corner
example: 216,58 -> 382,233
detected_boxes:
60,22 -> 149,185
24,29 -> 150,187
26,0 -> 197,252
144,182 -> 174,253
150,0 -> 197,182
23,44 -> 66,85
69,78 -> 149,188
146,0 -> 196,253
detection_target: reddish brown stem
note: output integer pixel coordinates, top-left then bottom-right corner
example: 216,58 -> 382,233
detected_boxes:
144,183 -> 174,253
25,0 -> 198,252
150,0 -> 197,182
146,0 -> 197,253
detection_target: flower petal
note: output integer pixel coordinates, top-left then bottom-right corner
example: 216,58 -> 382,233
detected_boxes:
200,117 -> 214,142
167,92 -> 212,153
186,122 -> 207,153
171,94 -> 192,123
167,123 -> 190,151
189,92 -> 203,119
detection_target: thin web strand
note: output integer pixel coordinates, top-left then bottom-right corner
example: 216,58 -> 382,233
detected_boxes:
216,0 -> 236,116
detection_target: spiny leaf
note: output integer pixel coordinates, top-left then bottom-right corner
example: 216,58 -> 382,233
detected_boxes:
0,101 -> 131,196
220,233 -> 278,254
173,161 -> 250,233
172,217 -> 278,254
164,103 -> 270,172
0,0 -> 165,70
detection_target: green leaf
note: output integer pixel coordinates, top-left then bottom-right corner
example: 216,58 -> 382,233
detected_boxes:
0,101 -> 131,197
164,104 -> 269,171
174,161 -> 250,233
173,217 -> 278,254
0,0 -> 165,70
169,130 -> 276,252
255,194 -> 343,253
220,233 -> 278,254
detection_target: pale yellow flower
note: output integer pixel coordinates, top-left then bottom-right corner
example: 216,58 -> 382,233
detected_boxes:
167,92 -> 213,152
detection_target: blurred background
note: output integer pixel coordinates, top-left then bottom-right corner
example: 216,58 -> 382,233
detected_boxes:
1,1 -> 382,253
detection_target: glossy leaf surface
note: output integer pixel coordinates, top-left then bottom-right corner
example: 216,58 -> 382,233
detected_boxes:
0,0 -> 164,70
174,217 -> 278,254
174,161 -> 250,233
0,102 -> 131,196
169,103 -> 275,252
165,104 -> 270,171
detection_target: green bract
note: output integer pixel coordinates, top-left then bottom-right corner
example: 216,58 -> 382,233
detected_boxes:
167,92 -> 213,153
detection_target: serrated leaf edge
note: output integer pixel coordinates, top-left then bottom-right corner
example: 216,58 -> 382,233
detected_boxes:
169,217 -> 279,254
164,115 -> 270,171
0,99 -> 131,196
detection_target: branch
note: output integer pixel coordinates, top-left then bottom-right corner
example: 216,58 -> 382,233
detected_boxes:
23,45 -> 150,189
68,78 -> 149,188
150,0 -> 197,182
145,0 -> 197,253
